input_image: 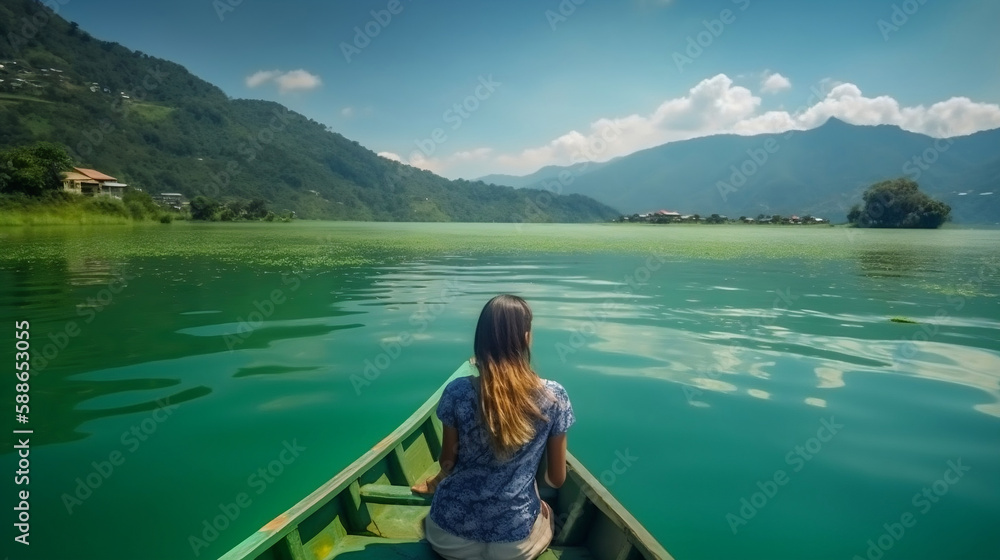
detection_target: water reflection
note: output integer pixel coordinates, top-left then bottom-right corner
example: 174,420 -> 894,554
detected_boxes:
4,226 -> 999,560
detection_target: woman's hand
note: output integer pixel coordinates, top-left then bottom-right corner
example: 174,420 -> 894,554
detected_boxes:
411,472 -> 444,495
413,425 -> 458,495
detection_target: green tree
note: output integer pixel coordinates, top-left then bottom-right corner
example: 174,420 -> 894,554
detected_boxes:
850,178 -> 951,228
223,199 -> 245,220
246,198 -> 268,219
122,188 -> 161,220
190,195 -> 219,220
0,142 -> 74,196
847,204 -> 862,224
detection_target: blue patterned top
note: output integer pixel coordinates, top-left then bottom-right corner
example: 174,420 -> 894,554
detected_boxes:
428,375 -> 575,543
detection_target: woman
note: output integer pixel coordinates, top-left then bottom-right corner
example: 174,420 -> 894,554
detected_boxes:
411,294 -> 575,560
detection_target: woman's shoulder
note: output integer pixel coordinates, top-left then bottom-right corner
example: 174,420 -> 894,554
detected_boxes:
443,375 -> 476,396
540,379 -> 571,403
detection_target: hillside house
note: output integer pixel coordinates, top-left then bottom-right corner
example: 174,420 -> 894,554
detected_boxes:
62,168 -> 127,198
154,193 -> 187,210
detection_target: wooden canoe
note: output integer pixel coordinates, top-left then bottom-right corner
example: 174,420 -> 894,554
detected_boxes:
221,361 -> 673,560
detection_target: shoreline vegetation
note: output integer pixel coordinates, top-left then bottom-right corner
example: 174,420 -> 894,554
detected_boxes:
0,141 -> 955,229
615,213 -> 837,226
0,192 -> 291,226
614,177 -> 950,229
0,142 -> 288,226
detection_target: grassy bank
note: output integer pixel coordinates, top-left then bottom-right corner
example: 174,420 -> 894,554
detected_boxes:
0,192 -> 177,226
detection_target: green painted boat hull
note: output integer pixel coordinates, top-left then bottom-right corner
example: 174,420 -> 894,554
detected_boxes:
221,362 -> 673,560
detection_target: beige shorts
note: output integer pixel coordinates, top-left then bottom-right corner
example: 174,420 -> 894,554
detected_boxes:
424,501 -> 555,560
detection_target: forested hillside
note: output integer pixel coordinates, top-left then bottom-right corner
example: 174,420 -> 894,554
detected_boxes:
0,0 -> 618,221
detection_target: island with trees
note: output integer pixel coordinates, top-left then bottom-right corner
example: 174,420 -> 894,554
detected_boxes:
847,178 -> 951,228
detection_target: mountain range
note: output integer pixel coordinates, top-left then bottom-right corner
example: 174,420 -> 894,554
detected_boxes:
480,118 -> 1000,223
0,0 -> 617,222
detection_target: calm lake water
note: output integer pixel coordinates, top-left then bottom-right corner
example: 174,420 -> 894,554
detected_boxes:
1,222 -> 998,560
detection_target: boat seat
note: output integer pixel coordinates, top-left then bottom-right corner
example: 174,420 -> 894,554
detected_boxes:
328,535 -> 437,560
350,486 -> 591,560
537,547 -> 593,560
329,536 -> 590,560
359,484 -> 432,506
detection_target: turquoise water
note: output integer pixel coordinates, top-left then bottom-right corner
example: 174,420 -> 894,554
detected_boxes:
1,223 -> 998,559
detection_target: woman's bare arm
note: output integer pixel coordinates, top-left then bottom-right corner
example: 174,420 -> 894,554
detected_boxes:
544,433 -> 568,488
411,425 -> 458,494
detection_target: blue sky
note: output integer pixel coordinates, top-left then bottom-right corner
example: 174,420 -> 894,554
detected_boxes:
58,0 -> 1000,179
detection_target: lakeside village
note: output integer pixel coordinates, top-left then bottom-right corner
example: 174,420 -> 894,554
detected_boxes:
617,209 -> 831,225
60,166 -> 187,208
56,166 -> 289,222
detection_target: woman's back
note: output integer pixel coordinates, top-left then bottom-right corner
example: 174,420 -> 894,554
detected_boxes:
429,375 -> 574,543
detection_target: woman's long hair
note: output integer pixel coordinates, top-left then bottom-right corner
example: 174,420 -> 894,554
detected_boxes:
473,294 -> 548,461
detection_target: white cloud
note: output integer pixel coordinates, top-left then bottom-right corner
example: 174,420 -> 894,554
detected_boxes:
452,147 -> 494,161
383,73 -> 1000,179
341,106 -> 375,119
245,70 -> 281,89
406,151 -> 447,175
377,148 -> 495,178
491,74 -> 760,175
274,70 -> 322,93
761,72 -> 792,94
729,82 -> 1000,138
245,69 -> 322,94
377,151 -> 403,163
